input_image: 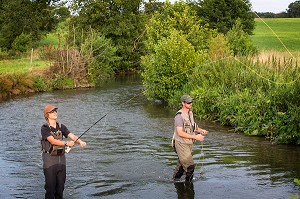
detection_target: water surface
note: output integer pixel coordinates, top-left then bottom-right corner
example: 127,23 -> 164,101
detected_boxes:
0,76 -> 299,199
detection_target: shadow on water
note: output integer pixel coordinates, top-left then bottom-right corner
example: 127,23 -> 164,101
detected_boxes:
0,75 -> 300,199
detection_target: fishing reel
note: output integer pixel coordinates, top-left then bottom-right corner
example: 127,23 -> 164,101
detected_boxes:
65,146 -> 71,153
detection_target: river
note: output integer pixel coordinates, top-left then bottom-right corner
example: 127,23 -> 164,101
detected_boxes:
0,76 -> 299,199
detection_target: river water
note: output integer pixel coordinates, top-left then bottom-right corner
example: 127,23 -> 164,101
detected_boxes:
0,76 -> 299,199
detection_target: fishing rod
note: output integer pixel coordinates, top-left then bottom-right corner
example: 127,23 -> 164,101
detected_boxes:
65,91 -> 144,153
65,112 -> 109,153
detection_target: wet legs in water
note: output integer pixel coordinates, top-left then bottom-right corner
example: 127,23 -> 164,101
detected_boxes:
185,165 -> 195,182
173,165 -> 185,180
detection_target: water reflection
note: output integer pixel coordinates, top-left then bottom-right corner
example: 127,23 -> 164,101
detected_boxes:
174,182 -> 195,199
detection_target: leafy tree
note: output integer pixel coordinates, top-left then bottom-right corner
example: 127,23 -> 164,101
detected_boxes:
71,0 -> 147,71
192,0 -> 255,35
141,1 -> 212,101
0,0 -> 60,50
226,19 -> 257,56
81,31 -> 119,84
12,33 -> 32,52
287,1 -> 300,17
207,33 -> 232,61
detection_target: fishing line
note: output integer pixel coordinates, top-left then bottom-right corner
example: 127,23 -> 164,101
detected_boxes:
243,0 -> 295,60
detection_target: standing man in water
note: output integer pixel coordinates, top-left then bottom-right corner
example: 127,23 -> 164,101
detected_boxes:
41,104 -> 87,199
172,95 -> 208,182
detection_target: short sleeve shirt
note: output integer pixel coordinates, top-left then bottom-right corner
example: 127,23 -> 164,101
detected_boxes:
41,122 -> 70,169
175,114 -> 184,128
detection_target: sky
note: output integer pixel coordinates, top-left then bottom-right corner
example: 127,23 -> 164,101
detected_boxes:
249,0 -> 294,13
163,0 -> 295,13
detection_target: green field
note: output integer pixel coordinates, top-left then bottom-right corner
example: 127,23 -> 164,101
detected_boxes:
251,18 -> 300,51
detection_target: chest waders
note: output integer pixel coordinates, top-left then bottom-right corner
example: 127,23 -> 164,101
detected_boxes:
41,123 -> 65,156
172,110 -> 197,182
172,110 -> 197,148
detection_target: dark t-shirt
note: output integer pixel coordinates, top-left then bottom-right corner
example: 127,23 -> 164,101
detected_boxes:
41,122 -> 70,169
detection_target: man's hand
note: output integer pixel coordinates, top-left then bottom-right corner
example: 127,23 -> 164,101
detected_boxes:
79,141 -> 86,148
194,134 -> 205,141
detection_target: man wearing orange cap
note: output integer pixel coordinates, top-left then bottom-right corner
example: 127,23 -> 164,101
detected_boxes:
41,104 -> 86,199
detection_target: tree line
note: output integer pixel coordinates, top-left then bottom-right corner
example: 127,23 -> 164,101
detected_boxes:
256,0 -> 300,18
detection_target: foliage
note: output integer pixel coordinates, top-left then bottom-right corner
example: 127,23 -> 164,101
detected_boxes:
12,33 -> 32,53
71,0 -> 147,71
141,1 -> 212,101
226,19 -> 257,56
289,178 -> 300,199
177,55 -> 300,144
0,73 -> 35,96
194,0 -> 255,35
32,76 -> 49,92
51,74 -> 74,90
80,31 -> 119,84
142,29 -> 206,101
0,48 -> 9,60
0,0 -> 60,50
207,33 -> 233,61
287,1 -> 300,17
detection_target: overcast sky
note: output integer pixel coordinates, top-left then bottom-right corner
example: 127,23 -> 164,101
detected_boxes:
250,0 -> 294,13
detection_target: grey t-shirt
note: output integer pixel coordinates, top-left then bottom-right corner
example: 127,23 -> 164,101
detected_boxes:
175,114 -> 184,128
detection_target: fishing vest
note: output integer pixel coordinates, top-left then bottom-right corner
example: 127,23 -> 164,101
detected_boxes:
173,110 -> 196,145
41,123 -> 65,156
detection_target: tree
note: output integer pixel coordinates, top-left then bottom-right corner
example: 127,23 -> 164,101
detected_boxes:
141,2 -> 213,101
226,19 -> 257,56
193,0 -> 255,35
71,0 -> 147,71
0,0 -> 60,50
287,1 -> 300,17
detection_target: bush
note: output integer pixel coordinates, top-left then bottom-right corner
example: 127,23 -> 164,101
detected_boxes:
80,32 -> 119,85
226,19 -> 257,56
12,33 -> 32,53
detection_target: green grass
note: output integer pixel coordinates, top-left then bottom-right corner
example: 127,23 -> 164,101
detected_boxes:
0,58 -> 50,74
251,18 -> 300,51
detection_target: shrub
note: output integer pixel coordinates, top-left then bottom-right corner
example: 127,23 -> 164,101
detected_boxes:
12,33 -> 32,53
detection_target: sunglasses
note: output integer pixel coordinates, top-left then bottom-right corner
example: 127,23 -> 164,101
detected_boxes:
186,101 -> 193,104
49,109 -> 57,113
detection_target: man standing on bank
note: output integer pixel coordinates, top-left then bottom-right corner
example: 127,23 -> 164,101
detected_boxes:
172,95 -> 208,182
41,104 -> 87,199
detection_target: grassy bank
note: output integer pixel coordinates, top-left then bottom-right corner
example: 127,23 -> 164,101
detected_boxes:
0,58 -> 49,74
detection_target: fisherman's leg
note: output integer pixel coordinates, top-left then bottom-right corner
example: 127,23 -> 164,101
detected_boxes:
44,166 -> 57,199
174,141 -> 194,179
173,160 -> 184,180
185,165 -> 195,182
55,164 -> 66,199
